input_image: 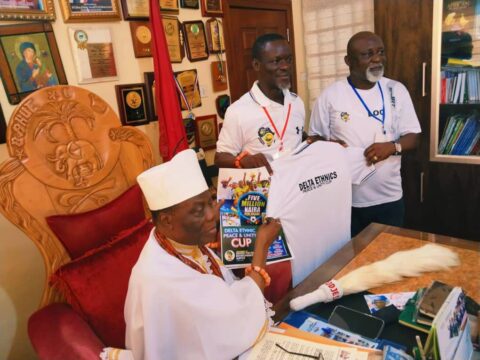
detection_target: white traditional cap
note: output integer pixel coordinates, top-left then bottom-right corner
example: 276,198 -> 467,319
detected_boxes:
137,149 -> 208,210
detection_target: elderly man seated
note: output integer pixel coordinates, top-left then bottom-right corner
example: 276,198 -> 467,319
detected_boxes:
125,149 -> 281,359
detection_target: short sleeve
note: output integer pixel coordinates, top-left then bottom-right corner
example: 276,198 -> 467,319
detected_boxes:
216,106 -> 244,155
308,93 -> 331,139
391,82 -> 422,137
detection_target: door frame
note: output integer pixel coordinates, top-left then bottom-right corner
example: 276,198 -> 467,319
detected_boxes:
223,0 -> 297,101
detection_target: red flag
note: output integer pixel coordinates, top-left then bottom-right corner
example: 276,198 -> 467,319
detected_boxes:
149,0 -> 188,161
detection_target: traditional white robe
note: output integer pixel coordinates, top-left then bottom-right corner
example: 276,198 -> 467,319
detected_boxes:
124,230 -> 270,360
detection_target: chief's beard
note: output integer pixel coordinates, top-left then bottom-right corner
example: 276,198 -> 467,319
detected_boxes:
366,66 -> 384,83
278,82 -> 291,91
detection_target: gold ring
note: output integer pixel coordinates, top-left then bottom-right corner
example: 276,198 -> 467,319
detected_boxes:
373,156 -> 378,162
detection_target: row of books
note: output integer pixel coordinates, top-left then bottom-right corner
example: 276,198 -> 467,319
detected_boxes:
438,111 -> 480,155
440,68 -> 480,104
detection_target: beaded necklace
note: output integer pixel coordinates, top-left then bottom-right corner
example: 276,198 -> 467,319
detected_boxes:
154,230 -> 224,279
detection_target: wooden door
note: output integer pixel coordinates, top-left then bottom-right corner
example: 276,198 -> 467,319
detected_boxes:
223,0 -> 296,101
374,0 -> 434,231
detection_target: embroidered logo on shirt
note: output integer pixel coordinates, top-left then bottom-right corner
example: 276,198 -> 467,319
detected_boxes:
340,112 -> 350,122
296,125 -> 304,135
258,127 -> 275,147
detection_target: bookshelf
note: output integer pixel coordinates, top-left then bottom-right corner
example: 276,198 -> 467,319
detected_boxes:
430,0 -> 480,164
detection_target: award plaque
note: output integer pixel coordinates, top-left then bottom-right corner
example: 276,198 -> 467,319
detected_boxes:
195,115 -> 218,150
211,60 -> 228,92
162,16 -> 184,63
115,83 -> 149,126
200,0 -> 223,17
180,0 -> 199,9
160,0 -> 179,12
183,117 -> 196,146
61,0 -> 121,22
174,69 -> 202,110
144,72 -> 157,121
182,20 -> 209,62
129,21 -> 152,58
205,18 -> 225,54
68,27 -> 118,84
120,0 -> 149,19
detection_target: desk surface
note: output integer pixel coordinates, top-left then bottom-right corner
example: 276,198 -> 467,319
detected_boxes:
274,223 -> 480,322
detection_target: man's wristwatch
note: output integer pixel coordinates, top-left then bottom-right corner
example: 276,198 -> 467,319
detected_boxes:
392,141 -> 402,155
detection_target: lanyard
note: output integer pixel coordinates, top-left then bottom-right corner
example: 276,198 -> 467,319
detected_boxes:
347,77 -> 385,133
249,90 -> 292,151
262,105 -> 291,151
174,73 -> 198,118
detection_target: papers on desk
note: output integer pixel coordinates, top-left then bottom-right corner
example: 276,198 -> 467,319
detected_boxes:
246,331 -> 369,360
364,292 -> 415,314
424,287 -> 474,360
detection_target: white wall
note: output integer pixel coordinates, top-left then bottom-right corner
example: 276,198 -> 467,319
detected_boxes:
0,1 -> 306,359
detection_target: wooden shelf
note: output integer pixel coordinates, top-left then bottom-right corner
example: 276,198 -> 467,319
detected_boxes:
430,0 -> 480,164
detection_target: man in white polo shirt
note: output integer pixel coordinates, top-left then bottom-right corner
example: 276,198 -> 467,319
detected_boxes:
215,33 -> 306,174
309,31 -> 421,237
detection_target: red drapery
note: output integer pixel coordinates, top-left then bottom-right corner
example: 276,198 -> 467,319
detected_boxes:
149,0 -> 188,161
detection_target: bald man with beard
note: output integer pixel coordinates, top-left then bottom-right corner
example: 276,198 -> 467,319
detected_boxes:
309,31 -> 421,237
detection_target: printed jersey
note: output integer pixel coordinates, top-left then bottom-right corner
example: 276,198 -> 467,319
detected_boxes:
266,141 -> 374,286
309,77 -> 421,207
216,81 -> 305,161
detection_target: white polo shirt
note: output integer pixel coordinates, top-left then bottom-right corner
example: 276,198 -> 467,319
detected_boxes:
216,81 -> 305,161
309,77 -> 421,207
266,141 -> 375,286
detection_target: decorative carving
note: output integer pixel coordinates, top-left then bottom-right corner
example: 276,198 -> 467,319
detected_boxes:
33,100 -> 104,187
109,126 -> 154,168
1,85 -> 154,307
0,158 -> 69,306
58,178 -> 116,214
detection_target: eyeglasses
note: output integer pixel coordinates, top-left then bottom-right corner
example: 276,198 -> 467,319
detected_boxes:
275,343 -> 325,359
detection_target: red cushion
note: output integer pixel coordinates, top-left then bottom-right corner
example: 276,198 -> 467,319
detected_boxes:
51,219 -> 154,348
46,185 -> 146,259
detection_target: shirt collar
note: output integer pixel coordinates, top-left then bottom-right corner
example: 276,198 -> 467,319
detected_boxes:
250,81 -> 292,107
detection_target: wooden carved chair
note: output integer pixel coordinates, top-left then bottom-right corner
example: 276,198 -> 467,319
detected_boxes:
0,85 -> 155,359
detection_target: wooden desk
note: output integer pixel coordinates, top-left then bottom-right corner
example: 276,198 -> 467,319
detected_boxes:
274,223 -> 480,322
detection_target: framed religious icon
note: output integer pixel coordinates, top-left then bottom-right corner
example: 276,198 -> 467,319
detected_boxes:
182,20 -> 209,62
115,83 -> 149,126
60,0 -> 121,22
144,72 -> 157,121
160,0 -> 179,13
174,69 -> 202,111
120,0 -> 148,19
0,22 -> 67,105
129,21 -> 152,57
162,16 -> 184,63
180,0 -> 198,9
0,103 -> 6,144
0,0 -> 56,21
205,18 -> 225,53
68,27 -> 118,84
195,115 -> 218,150
200,0 -> 222,17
